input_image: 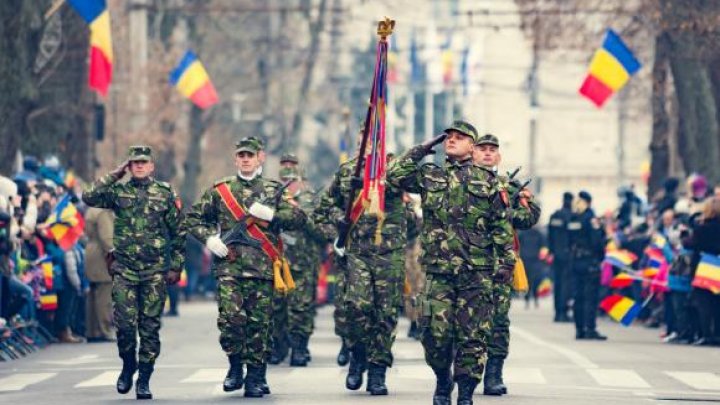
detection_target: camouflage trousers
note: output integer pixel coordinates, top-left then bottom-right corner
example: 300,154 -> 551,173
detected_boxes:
419,271 -> 494,381
404,240 -> 424,321
288,265 -> 318,341
112,272 -> 167,363
269,293 -> 289,358
216,276 -> 273,365
345,249 -> 404,367
488,281 -> 513,360
333,256 -> 350,339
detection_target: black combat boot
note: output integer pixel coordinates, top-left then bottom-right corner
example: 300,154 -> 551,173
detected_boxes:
116,352 -> 137,394
366,363 -> 388,395
135,362 -> 154,400
290,336 -> 309,367
483,357 -> 505,396
259,363 -> 271,394
268,336 -> 289,365
432,367 -> 453,405
337,340 -> 350,366
585,330 -> 608,341
456,375 -> 479,405
222,353 -> 244,392
243,364 -> 265,398
345,345 -> 367,390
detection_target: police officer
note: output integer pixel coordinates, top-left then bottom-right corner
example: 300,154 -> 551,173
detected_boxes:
184,137 -> 306,397
277,153 -> 325,367
548,192 -> 574,323
568,191 -> 607,340
473,134 -> 541,397
82,146 -> 185,400
388,121 -> 512,405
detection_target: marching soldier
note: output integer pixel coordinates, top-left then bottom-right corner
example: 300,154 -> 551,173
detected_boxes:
277,153 -> 325,366
82,146 -> 185,400
313,145 -> 407,395
184,137 -> 306,397
473,134 -> 541,396
387,120 -> 512,405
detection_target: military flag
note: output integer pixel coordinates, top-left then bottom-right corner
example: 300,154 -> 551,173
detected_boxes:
579,29 -> 641,108
169,50 -> 219,109
67,0 -> 114,96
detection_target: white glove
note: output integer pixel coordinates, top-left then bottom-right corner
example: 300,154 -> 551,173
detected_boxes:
206,235 -> 229,258
249,202 -> 275,222
333,238 -> 346,258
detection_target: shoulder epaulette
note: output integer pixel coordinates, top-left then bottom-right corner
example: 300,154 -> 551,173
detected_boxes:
213,176 -> 236,187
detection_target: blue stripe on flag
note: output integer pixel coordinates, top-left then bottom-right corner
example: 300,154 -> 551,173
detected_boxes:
169,50 -> 198,85
68,0 -> 107,23
602,29 -> 641,75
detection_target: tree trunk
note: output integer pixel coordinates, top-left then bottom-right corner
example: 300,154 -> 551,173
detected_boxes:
180,105 -> 204,206
648,33 -> 671,197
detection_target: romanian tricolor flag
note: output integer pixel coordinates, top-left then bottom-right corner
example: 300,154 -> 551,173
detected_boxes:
536,278 -> 552,298
650,233 -> 674,261
40,293 -> 58,311
169,50 -> 219,109
44,195 -> 85,251
609,273 -> 634,289
603,249 -> 637,269
579,29 -> 641,108
692,253 -> 720,294
68,0 -> 114,96
600,294 -> 642,326
36,255 -> 54,291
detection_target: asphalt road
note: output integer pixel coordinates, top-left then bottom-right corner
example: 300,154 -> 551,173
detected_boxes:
1,298 -> 719,404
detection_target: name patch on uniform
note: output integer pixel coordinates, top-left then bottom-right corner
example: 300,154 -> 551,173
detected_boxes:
550,219 -> 564,227
567,222 -> 582,231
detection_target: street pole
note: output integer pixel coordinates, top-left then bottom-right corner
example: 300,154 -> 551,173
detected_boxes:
617,87 -> 628,185
129,0 -> 149,132
528,34 -> 539,182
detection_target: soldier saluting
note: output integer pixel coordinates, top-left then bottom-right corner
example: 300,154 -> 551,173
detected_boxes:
82,145 -> 185,400
388,121 -> 512,405
184,137 -> 306,398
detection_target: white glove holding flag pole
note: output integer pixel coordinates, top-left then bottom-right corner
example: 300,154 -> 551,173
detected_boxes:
248,202 -> 275,222
206,234 -> 229,258
333,238 -> 346,258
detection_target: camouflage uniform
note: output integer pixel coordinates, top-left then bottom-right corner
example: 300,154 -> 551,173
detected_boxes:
314,157 -> 407,370
184,139 -> 306,366
82,146 -> 185,366
404,196 -> 424,324
387,123 -> 512,385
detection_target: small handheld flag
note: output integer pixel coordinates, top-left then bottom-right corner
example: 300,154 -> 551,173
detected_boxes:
609,273 -> 634,289
67,0 -> 114,96
579,29 -> 641,108
536,278 -> 552,298
692,253 -> 720,294
600,294 -> 642,326
44,194 -> 85,251
169,50 -> 219,109
603,249 -> 637,269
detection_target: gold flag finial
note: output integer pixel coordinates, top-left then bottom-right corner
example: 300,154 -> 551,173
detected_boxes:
377,17 -> 395,40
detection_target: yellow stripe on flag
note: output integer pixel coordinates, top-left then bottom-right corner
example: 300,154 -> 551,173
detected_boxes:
695,261 -> 720,294
89,11 -> 113,62
607,297 -> 635,322
588,48 -> 630,91
176,61 -> 210,98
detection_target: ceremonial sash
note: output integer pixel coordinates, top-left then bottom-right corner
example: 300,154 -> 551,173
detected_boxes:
215,183 -> 295,292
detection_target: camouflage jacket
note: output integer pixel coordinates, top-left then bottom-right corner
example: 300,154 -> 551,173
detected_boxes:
313,157 -> 407,254
387,147 -> 512,274
493,173 -> 542,271
184,174 -> 306,280
82,175 -> 185,274
282,188 -> 325,274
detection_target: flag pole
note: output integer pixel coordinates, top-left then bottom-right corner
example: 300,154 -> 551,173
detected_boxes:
336,17 -> 394,249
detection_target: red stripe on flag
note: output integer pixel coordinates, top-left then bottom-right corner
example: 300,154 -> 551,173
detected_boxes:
190,80 -> 219,109
579,74 -> 613,108
599,294 -> 623,312
89,46 -> 113,96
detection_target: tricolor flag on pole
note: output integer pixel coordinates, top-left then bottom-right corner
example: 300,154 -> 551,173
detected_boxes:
67,0 -> 114,96
169,50 -> 220,109
692,253 -> 720,294
600,294 -> 642,326
579,29 -> 641,108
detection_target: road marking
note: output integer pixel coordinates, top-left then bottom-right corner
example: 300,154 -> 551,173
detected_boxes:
74,371 -> 117,388
504,367 -> 547,384
587,369 -> 650,388
510,325 -> 599,369
0,373 -> 57,392
665,371 -> 720,390
182,368 -> 225,383
40,354 -> 103,366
